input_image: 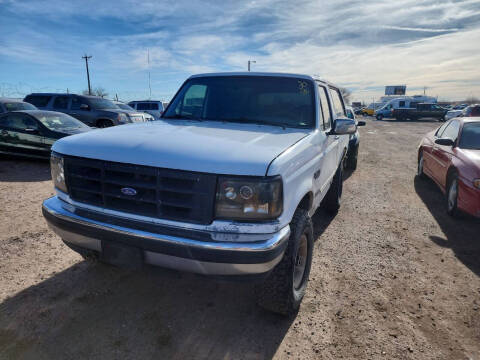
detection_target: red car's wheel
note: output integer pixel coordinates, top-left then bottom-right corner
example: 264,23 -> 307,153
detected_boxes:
446,172 -> 460,217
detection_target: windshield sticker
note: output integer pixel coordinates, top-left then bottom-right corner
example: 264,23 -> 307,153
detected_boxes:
298,80 -> 309,95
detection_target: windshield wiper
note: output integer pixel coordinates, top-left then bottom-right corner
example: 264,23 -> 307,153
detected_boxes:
163,114 -> 201,121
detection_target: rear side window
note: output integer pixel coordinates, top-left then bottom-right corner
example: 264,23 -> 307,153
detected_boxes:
442,120 -> 460,141
53,96 -> 69,109
399,101 -> 405,107
24,95 -> 52,107
471,106 -> 480,116
136,103 -> 150,110
1,113 -> 38,131
329,88 -> 346,118
318,86 -> 332,131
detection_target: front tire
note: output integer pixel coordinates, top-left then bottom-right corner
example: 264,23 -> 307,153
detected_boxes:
417,150 -> 426,179
254,209 -> 313,316
376,114 -> 383,121
446,172 -> 460,217
97,119 -> 114,128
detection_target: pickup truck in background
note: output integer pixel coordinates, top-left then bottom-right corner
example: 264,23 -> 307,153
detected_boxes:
392,103 -> 448,121
42,72 -> 362,315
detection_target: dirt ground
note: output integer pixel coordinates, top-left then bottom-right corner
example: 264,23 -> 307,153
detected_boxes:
1,117 -> 479,360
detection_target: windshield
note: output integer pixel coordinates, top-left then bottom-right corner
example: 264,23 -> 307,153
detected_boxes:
4,102 -> 36,111
459,123 -> 480,150
35,113 -> 89,131
163,76 -> 315,128
87,98 -> 117,109
116,103 -> 134,111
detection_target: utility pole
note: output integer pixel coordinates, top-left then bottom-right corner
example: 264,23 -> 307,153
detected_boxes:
147,49 -> 152,99
82,54 -> 92,95
248,60 -> 256,72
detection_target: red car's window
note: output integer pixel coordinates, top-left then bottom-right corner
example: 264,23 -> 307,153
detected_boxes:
459,123 -> 480,150
442,120 -> 460,141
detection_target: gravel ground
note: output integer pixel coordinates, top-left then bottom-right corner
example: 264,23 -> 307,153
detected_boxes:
0,117 -> 479,360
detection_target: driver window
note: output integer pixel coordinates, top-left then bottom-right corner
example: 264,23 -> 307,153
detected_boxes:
435,121 -> 450,137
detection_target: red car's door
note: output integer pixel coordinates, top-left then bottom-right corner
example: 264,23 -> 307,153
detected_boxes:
423,121 -> 450,177
430,120 -> 460,188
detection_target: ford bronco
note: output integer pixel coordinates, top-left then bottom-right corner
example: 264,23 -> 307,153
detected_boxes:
42,72 -> 360,314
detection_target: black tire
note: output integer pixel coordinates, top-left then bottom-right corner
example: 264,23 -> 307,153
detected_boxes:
417,150 -> 426,179
346,144 -> 358,171
254,209 -> 313,315
446,172 -> 460,217
323,163 -> 343,214
97,119 -> 114,128
376,114 -> 383,121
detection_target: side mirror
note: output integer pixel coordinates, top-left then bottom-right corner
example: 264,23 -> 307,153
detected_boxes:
357,120 -> 366,127
80,104 -> 90,111
435,138 -> 455,146
330,118 -> 356,135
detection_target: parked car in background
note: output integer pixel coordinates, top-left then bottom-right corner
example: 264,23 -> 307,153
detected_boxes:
418,117 -> 480,218
0,110 -> 90,159
392,103 -> 447,121
113,101 -> 154,122
362,102 -> 383,116
345,106 -> 366,170
445,104 -> 469,121
375,96 -> 437,120
128,100 -> 165,120
42,72 -> 359,315
459,104 -> 480,118
0,98 -> 37,113
24,93 -> 135,128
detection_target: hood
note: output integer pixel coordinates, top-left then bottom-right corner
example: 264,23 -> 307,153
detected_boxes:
52,120 -> 310,176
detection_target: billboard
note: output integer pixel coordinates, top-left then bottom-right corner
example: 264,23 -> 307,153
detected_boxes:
385,85 -> 406,96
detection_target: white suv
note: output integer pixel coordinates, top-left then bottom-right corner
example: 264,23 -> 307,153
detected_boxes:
128,100 -> 164,120
42,72 -> 361,314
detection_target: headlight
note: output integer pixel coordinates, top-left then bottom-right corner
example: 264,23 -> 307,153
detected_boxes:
474,179 -> 480,189
117,113 -> 129,123
50,153 -> 67,193
215,176 -> 283,220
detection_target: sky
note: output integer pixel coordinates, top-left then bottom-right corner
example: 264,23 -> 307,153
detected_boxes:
0,0 -> 479,103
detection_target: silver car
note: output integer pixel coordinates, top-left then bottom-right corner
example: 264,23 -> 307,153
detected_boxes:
114,101 -> 154,122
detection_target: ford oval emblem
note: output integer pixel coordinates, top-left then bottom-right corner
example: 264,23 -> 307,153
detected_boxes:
121,187 -> 137,196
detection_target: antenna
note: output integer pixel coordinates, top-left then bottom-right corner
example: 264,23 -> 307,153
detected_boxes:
147,49 -> 152,99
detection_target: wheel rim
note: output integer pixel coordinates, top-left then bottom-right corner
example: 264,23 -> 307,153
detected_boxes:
448,179 -> 457,211
418,154 -> 424,175
293,234 -> 308,290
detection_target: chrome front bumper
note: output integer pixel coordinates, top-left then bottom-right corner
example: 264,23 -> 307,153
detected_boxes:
42,196 -> 290,276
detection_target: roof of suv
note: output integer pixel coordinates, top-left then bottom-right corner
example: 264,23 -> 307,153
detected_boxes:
188,72 -> 335,86
25,93 -> 107,99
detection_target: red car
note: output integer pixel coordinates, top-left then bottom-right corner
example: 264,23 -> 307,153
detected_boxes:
418,117 -> 480,218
